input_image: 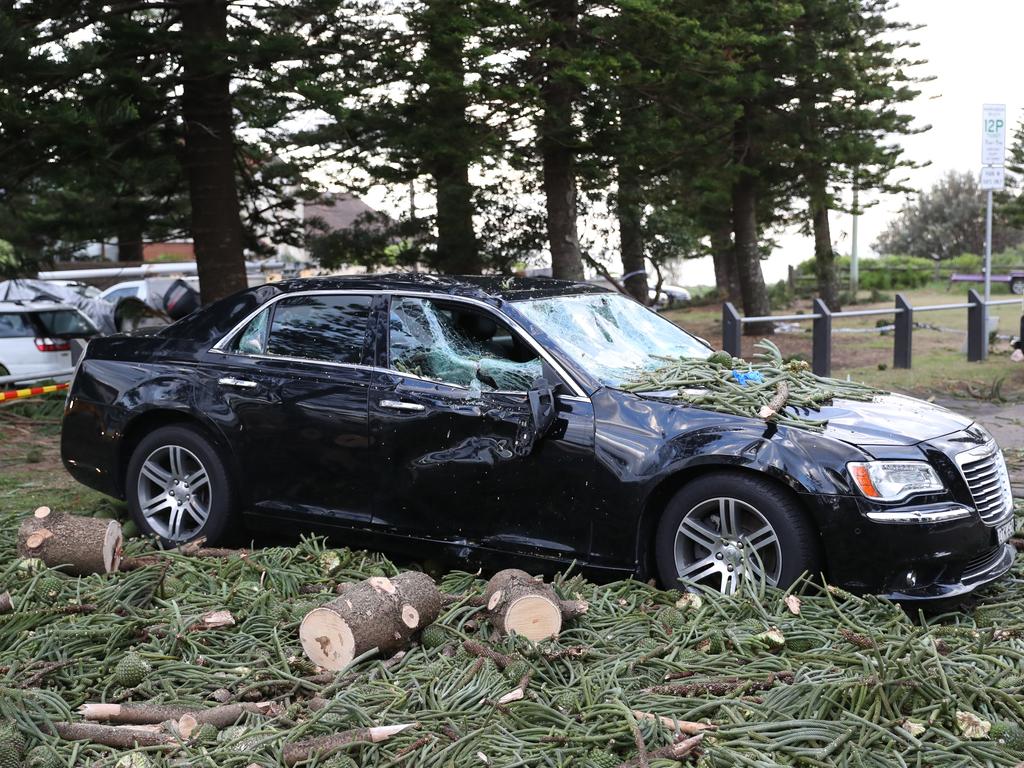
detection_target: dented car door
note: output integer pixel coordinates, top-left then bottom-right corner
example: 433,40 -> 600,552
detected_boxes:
368,294 -> 597,565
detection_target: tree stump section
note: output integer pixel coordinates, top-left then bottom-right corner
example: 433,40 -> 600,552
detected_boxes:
299,572 -> 441,671
483,569 -> 588,642
17,507 -> 122,575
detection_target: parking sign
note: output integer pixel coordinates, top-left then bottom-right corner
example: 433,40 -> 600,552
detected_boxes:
980,166 -> 1005,191
982,104 -> 1006,166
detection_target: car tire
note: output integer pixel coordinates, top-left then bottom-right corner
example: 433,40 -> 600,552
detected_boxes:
655,471 -> 820,593
1011,278 -> 1024,296
126,424 -> 235,547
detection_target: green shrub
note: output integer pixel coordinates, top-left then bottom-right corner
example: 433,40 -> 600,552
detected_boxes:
795,255 -> 933,291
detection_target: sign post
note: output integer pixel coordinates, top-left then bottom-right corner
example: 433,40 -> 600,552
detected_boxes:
979,104 -> 1006,361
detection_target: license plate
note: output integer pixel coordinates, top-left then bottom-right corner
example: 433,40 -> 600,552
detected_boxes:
997,518 -> 1016,545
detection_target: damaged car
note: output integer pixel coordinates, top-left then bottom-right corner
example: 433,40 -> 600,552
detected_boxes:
61,275 -> 1016,600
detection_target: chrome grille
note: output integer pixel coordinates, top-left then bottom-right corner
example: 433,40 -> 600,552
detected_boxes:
955,442 -> 1013,525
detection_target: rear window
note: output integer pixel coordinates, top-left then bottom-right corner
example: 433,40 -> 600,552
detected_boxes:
35,310 -> 96,338
0,313 -> 33,338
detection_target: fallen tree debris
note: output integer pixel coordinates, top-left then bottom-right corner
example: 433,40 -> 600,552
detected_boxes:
647,671 -> 795,697
630,710 -> 716,735
282,723 -> 417,766
482,568 -> 588,641
17,507 -> 122,575
78,701 -> 273,728
49,721 -> 174,749
299,572 -> 441,670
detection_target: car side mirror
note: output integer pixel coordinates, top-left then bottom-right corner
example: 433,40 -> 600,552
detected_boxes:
527,378 -> 557,440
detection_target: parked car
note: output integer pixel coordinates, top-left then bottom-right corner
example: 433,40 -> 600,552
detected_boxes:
99,277 -> 200,309
0,300 -> 100,379
61,275 -> 1015,600
586,278 -> 691,309
650,283 -> 691,309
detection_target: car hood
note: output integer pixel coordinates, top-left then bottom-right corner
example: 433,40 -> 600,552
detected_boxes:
631,390 -> 972,448
807,393 -> 972,447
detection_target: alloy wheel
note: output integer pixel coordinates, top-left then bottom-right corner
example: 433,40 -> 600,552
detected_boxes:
136,444 -> 212,542
673,497 -> 783,594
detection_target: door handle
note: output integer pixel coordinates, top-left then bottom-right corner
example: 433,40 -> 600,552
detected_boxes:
218,377 -> 258,389
380,399 -> 425,412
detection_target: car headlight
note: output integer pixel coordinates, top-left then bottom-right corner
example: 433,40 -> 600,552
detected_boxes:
847,461 -> 944,502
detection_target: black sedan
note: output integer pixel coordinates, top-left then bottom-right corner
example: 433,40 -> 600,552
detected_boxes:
61,275 -> 1017,600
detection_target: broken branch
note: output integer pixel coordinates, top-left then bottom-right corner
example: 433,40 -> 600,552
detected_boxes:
282,723 -> 417,766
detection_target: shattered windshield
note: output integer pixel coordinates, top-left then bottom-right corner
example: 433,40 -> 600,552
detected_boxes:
514,293 -> 710,386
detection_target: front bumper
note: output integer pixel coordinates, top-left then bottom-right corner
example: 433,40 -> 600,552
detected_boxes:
802,492 -> 1017,601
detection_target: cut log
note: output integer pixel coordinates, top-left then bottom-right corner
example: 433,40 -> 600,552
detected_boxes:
482,569 -> 588,642
50,721 -> 173,748
299,571 -> 441,671
282,723 -> 417,766
17,507 -> 122,575
0,591 -> 13,614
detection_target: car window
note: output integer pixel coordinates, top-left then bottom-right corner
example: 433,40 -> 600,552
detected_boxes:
258,294 -> 372,365
103,287 -> 139,303
0,313 -> 33,338
389,297 -> 543,392
34,310 -> 97,337
231,307 -> 271,355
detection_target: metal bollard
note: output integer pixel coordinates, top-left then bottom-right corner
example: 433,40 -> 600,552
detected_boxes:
967,289 -> 987,362
722,302 -> 742,357
812,298 -> 832,377
893,294 -> 913,369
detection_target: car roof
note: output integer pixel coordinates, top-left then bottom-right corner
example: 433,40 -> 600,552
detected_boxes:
269,273 -> 611,302
0,299 -> 78,313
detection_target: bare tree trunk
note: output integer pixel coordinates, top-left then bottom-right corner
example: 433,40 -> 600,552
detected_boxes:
731,171 -> 772,336
179,0 -> 247,304
116,222 -> 144,263
731,106 -> 772,336
616,154 -> 647,303
808,173 -> 840,311
425,0 -> 480,275
539,0 -> 584,281
710,225 -> 739,302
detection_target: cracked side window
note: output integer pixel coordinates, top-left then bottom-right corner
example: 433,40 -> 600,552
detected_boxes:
230,307 -> 271,355
389,297 -> 542,392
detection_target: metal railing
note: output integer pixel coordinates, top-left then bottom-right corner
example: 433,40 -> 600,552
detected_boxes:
0,369 -> 75,387
722,289 -> 1021,377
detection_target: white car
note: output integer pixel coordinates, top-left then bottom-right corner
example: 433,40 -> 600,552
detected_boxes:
99,277 -> 200,308
0,300 -> 99,381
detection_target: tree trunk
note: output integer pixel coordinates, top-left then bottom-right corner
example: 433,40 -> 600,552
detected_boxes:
808,173 -> 840,311
710,225 -> 740,302
179,0 -> 247,304
731,171 -> 772,336
299,572 -> 441,671
539,0 -> 584,281
425,0 -> 480,274
17,506 -> 122,576
116,222 -> 144,263
616,154 -> 648,303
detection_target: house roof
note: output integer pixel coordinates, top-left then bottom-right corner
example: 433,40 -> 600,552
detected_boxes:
304,194 -> 382,233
